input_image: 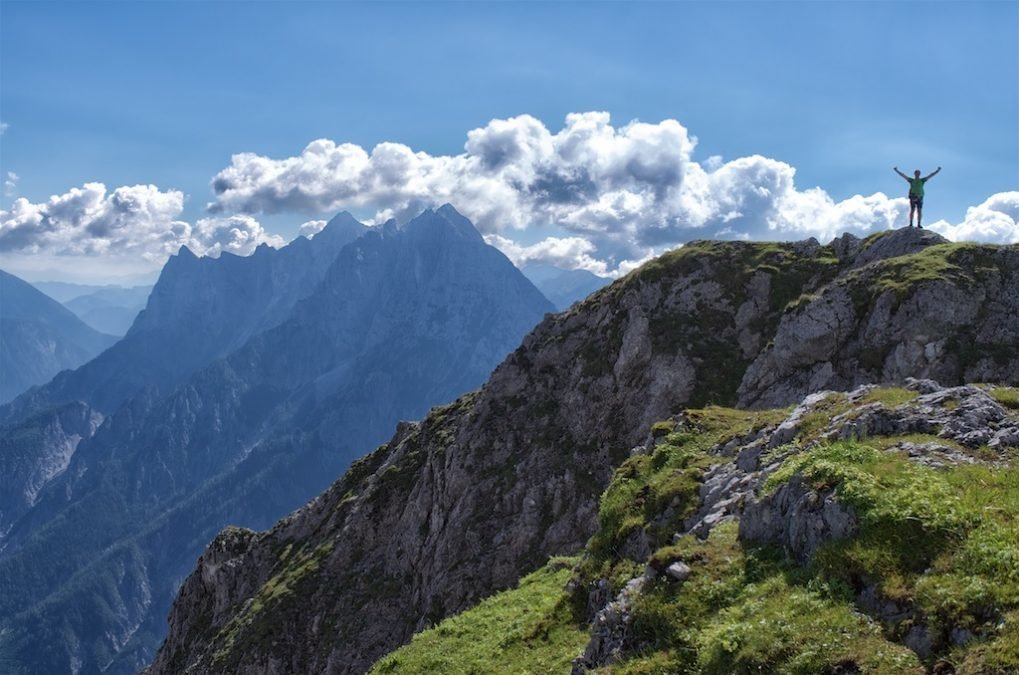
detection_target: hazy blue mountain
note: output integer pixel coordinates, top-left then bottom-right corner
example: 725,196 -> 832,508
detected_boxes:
522,262 -> 611,310
0,205 -> 553,674
0,270 -> 117,405
32,280 -> 139,304
62,285 -> 152,336
0,212 -> 367,426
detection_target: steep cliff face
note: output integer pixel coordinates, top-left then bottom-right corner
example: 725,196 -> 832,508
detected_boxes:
0,401 -> 103,542
150,229 -> 1019,674
739,237 -> 1019,408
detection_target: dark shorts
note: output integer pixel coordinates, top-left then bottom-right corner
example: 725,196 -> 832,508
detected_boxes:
909,194 -> 924,209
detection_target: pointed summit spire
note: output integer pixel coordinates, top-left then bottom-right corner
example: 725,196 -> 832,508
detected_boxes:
404,204 -> 484,243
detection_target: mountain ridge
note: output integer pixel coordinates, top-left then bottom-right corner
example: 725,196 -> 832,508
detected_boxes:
0,211 -> 367,426
148,227 -> 1019,673
0,269 -> 117,405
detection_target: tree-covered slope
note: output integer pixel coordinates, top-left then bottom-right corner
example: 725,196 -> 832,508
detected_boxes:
149,229 -> 1019,674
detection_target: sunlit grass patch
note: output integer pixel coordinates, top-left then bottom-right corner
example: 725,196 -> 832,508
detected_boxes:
859,387 -> 920,408
695,575 -> 923,674
370,559 -> 587,675
766,441 -> 1019,662
985,385 -> 1019,413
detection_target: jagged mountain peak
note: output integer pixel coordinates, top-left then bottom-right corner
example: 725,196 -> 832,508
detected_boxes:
401,203 -> 486,243
0,210 -> 367,424
318,210 -> 369,241
172,244 -> 199,261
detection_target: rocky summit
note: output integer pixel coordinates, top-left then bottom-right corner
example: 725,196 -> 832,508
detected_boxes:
149,227 -> 1018,674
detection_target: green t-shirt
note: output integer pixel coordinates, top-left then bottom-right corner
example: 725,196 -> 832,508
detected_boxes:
909,177 -> 926,198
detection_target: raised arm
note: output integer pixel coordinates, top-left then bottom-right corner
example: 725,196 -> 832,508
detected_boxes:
924,166 -> 942,180
893,167 -> 909,181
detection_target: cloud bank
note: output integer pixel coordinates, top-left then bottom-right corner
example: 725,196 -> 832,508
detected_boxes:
0,183 -> 284,262
206,112 -> 932,272
2,113 -> 1015,281
205,112 -> 1016,271
929,192 -> 1019,244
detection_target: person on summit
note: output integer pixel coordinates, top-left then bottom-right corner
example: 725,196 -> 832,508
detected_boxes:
894,166 -> 941,228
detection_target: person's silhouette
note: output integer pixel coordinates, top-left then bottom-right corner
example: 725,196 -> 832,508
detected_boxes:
894,166 -> 941,228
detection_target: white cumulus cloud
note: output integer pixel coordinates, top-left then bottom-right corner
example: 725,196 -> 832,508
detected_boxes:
5,113 -> 1014,283
190,214 -> 286,257
298,219 -> 328,238
483,234 -> 610,276
0,182 -> 285,269
929,191 -> 1019,244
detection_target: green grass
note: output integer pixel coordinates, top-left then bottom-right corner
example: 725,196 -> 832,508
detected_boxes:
859,386 -> 919,408
369,558 -> 588,675
612,523 -> 923,674
867,244 -> 977,298
986,385 -> 1019,413
766,441 -> 1019,663
696,575 -> 923,674
789,392 -> 855,442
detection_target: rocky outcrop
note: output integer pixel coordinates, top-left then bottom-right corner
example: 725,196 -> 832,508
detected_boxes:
570,576 -> 647,674
739,473 -> 858,563
150,229 -> 1019,674
573,379 -> 1019,671
738,237 -> 1019,409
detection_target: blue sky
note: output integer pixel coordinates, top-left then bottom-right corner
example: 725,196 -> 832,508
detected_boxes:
1,0 -> 1017,283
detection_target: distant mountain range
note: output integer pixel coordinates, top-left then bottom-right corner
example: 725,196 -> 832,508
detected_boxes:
32,281 -> 154,336
522,263 -> 610,310
0,205 -> 553,673
64,286 -> 152,336
0,270 -> 117,405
